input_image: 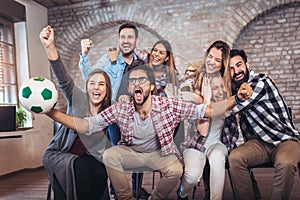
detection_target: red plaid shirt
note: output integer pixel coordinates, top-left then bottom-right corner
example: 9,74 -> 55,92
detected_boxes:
87,95 -> 206,156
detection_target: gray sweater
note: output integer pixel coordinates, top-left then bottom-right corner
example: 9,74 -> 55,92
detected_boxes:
42,57 -> 108,200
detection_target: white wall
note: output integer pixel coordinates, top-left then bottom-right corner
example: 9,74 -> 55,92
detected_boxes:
15,0 -> 53,131
0,1 -> 53,175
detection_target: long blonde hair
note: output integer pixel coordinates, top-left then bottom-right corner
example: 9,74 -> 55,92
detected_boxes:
194,40 -> 231,97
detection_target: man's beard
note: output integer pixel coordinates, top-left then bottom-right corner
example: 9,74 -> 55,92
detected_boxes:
122,50 -> 134,57
120,44 -> 134,57
133,88 -> 151,106
231,69 -> 250,95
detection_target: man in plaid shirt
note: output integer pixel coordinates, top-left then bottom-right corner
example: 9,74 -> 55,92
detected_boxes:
224,49 -> 300,200
46,64 -> 252,200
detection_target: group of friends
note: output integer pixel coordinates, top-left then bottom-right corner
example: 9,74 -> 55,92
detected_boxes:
39,22 -> 300,200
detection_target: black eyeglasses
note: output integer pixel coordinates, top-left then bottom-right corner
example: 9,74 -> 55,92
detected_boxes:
128,77 -> 148,85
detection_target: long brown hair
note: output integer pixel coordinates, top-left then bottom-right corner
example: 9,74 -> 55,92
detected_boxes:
149,40 -> 178,95
194,40 -> 231,97
85,69 -> 112,116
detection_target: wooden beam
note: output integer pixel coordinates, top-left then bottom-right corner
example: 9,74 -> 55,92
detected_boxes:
0,0 -> 26,22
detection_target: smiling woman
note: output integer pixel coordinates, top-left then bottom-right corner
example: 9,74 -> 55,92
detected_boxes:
149,40 -> 179,98
39,25 -> 112,200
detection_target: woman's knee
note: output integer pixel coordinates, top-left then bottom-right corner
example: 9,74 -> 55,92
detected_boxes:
183,168 -> 200,185
210,151 -> 226,163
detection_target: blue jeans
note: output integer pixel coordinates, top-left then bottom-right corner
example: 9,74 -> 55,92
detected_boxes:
108,123 -> 121,146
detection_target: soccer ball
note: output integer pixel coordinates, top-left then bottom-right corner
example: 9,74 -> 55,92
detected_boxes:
19,77 -> 58,114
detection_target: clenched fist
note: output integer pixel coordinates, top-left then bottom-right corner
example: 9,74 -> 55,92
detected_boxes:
237,82 -> 253,101
81,38 -> 92,55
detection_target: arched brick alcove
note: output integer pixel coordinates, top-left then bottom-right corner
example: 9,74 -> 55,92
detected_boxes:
48,0 -> 300,129
233,1 -> 300,129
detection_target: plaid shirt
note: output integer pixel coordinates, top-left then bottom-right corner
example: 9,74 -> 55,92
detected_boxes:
180,119 -> 208,153
87,95 -> 206,156
222,70 -> 299,152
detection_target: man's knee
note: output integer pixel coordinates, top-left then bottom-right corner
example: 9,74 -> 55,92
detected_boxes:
163,160 -> 183,179
275,157 -> 298,172
228,148 -> 244,166
103,147 -> 120,166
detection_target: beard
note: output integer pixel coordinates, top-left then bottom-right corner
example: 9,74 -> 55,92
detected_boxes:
122,50 -> 134,57
120,43 -> 134,57
231,69 -> 250,95
132,88 -> 151,106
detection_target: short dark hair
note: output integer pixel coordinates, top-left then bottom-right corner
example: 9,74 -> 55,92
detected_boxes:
119,23 -> 138,38
127,64 -> 155,84
230,49 -> 247,63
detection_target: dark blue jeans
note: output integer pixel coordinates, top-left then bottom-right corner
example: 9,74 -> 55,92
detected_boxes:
108,123 -> 121,146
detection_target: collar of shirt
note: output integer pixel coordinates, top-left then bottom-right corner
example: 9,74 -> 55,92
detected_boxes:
118,52 -> 139,65
128,95 -> 162,114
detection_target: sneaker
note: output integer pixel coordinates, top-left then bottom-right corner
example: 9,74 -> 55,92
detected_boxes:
177,188 -> 189,200
133,187 -> 151,199
110,194 -> 118,200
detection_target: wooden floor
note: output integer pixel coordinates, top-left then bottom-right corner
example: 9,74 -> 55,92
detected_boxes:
0,167 -> 299,200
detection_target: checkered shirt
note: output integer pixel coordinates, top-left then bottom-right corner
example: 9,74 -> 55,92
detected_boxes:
87,95 -> 206,156
180,119 -> 209,153
222,70 -> 299,151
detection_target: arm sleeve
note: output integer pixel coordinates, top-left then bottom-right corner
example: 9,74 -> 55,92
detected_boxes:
235,78 -> 268,111
79,53 -> 92,81
172,98 -> 207,121
85,114 -> 109,136
79,53 -> 110,81
49,56 -> 75,103
196,104 -> 207,120
85,103 -> 119,135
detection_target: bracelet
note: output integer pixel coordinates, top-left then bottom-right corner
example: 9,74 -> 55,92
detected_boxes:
235,95 -> 244,106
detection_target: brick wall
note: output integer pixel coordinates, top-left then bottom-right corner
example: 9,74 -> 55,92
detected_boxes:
48,0 -> 300,130
234,3 -> 300,130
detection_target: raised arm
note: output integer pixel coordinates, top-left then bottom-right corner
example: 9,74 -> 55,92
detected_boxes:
46,109 -> 89,134
205,82 -> 252,117
78,39 -> 94,80
39,26 -> 58,61
39,25 -> 77,103
196,79 -> 211,137
81,38 -> 92,56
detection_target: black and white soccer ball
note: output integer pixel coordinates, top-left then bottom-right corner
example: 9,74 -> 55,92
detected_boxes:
19,77 -> 58,114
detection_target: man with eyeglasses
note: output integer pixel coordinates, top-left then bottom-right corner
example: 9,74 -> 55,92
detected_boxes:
45,64 -> 253,200
79,23 -> 149,199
